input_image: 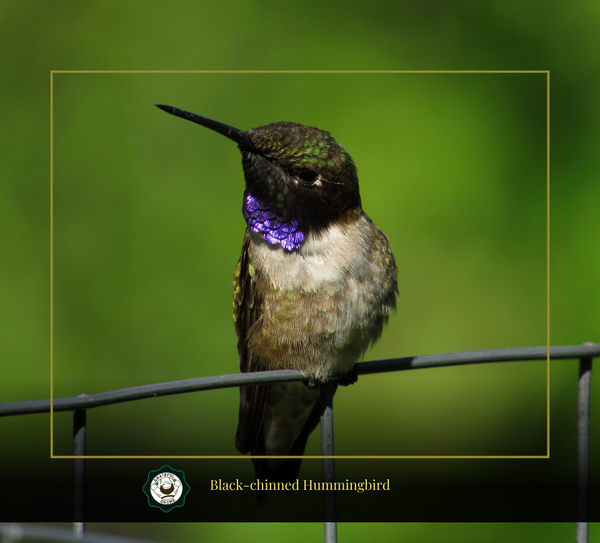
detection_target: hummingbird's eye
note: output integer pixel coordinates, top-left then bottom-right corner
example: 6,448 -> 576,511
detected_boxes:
297,169 -> 318,185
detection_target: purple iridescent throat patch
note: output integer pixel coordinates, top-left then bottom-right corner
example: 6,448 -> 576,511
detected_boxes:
243,193 -> 305,251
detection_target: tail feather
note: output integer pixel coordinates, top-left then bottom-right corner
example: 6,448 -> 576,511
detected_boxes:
251,383 -> 338,504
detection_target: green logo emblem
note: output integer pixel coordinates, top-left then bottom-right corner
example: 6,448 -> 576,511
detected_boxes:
142,465 -> 190,512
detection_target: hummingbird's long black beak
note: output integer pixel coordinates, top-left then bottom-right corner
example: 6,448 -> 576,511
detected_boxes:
156,104 -> 258,153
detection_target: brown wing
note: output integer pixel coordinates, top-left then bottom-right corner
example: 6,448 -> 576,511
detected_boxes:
233,233 -> 268,454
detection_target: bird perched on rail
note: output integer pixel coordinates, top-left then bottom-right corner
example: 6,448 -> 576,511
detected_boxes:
157,104 -> 398,503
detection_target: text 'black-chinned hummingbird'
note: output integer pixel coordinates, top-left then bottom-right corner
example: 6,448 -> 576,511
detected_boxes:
157,104 -> 398,503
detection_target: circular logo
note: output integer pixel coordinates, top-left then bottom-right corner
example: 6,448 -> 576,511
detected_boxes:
150,472 -> 183,505
142,465 -> 190,512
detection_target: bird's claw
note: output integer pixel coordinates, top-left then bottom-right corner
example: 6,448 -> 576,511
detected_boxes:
338,365 -> 358,386
304,366 -> 358,388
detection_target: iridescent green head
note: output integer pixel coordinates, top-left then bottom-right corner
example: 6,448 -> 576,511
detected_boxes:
243,121 -> 361,230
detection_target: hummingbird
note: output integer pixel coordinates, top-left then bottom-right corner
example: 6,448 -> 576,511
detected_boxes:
157,104 -> 398,502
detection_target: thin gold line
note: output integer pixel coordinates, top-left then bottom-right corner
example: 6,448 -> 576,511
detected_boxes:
547,71 -> 551,457
49,70 -> 550,74
50,70 -> 54,458
55,455 -> 551,460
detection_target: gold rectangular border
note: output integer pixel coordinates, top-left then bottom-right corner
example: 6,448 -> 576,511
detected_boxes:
50,70 -> 550,459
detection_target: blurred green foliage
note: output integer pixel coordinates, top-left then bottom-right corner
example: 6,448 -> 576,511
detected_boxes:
2,1 -> 599,541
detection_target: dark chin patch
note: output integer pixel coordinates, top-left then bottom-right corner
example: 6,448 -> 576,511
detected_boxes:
241,151 -> 362,240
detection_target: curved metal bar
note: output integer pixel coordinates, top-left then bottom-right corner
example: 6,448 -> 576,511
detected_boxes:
2,344 -> 599,417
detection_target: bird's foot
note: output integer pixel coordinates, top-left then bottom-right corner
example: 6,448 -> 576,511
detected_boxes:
338,365 -> 358,387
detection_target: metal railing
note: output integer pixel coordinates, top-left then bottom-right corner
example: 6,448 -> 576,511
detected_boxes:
1,343 -> 597,543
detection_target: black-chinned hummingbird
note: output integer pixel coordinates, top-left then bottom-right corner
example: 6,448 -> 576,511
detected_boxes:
157,104 -> 398,503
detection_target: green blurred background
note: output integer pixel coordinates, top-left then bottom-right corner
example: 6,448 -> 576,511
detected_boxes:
2,0 -> 599,541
